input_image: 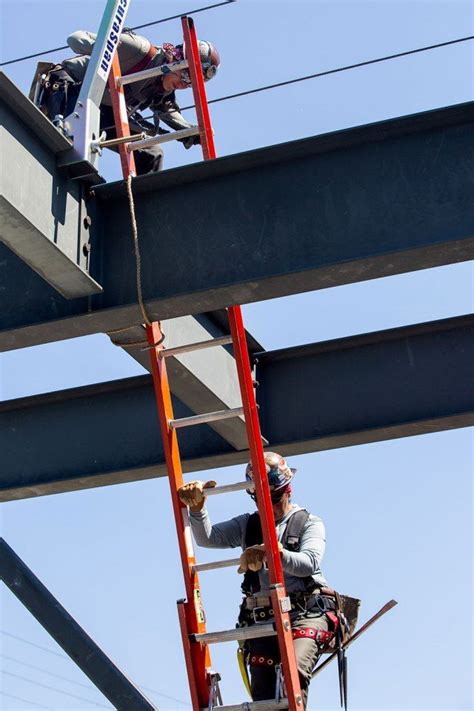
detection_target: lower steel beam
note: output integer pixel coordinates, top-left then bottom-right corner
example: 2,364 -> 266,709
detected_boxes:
1,315 -> 472,501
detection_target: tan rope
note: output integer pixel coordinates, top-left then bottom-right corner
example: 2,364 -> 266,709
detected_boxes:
107,173 -> 165,351
126,173 -> 152,327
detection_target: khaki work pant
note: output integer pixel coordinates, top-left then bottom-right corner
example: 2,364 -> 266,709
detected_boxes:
247,613 -> 329,707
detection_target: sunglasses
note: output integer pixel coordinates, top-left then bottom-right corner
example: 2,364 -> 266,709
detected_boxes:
270,490 -> 287,504
249,488 -> 287,504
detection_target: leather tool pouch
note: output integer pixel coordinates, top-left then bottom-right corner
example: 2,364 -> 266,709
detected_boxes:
320,588 -> 361,650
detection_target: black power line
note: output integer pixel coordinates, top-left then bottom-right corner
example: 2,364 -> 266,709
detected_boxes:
148,33 -> 474,120
0,0 -> 236,67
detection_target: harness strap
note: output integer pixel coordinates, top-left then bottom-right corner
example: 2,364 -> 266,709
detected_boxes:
284,509 -> 310,551
124,45 -> 159,76
292,627 -> 334,644
242,509 -> 314,595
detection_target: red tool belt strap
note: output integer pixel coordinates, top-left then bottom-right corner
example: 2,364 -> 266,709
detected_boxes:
248,654 -> 276,667
124,45 -> 159,76
292,628 -> 334,644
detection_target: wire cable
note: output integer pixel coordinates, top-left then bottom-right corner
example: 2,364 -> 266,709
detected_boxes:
2,670 -> 111,708
0,1 -> 236,67
132,0 -> 235,31
1,630 -> 65,658
1,653 -> 94,690
0,630 -> 190,706
1,653 -> 190,707
147,34 -> 474,120
0,690 -> 52,710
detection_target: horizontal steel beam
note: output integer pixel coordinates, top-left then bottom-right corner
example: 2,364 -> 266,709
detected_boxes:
1,315 -> 472,502
2,101 -> 474,350
0,538 -> 158,710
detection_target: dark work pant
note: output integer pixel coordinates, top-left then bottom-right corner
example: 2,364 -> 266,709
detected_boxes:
247,614 -> 329,707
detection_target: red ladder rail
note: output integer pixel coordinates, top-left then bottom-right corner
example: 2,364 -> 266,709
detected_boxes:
182,16 -> 216,161
179,15 -> 304,709
227,306 -> 303,707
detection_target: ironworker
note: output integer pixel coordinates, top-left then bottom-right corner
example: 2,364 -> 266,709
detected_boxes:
32,29 -> 220,174
178,451 -> 337,707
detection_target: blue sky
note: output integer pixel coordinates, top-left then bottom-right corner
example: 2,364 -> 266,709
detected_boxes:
0,1 -> 473,709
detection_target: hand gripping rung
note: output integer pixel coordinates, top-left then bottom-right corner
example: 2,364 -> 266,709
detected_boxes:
128,126 -> 200,152
200,702 -> 288,711
169,407 -> 244,430
191,623 -> 276,645
192,557 -> 241,573
161,335 -> 233,358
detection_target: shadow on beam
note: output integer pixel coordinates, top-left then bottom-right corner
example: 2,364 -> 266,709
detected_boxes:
0,538 -> 158,710
1,315 -> 472,502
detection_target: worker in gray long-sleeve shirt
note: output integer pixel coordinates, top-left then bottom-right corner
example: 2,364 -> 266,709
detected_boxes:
34,29 -> 220,174
178,451 -> 337,708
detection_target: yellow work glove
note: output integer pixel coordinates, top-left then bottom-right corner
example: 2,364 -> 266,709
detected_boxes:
177,480 -> 216,512
237,542 -> 283,574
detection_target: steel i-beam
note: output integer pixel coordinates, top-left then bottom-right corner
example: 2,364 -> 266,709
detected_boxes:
1,315 -> 472,502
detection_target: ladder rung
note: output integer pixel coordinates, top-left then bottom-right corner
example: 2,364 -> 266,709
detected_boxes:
169,407 -> 244,430
127,126 -> 200,152
204,480 -> 254,497
200,702 -> 288,711
97,132 -> 147,150
191,623 -> 276,645
192,557 -> 241,573
117,59 -> 189,87
161,335 -> 233,358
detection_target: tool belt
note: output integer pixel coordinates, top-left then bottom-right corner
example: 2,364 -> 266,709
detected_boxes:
246,627 -> 335,669
34,65 -> 81,121
240,589 -> 337,624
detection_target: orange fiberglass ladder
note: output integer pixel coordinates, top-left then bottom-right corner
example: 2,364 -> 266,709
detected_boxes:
106,16 -> 304,710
